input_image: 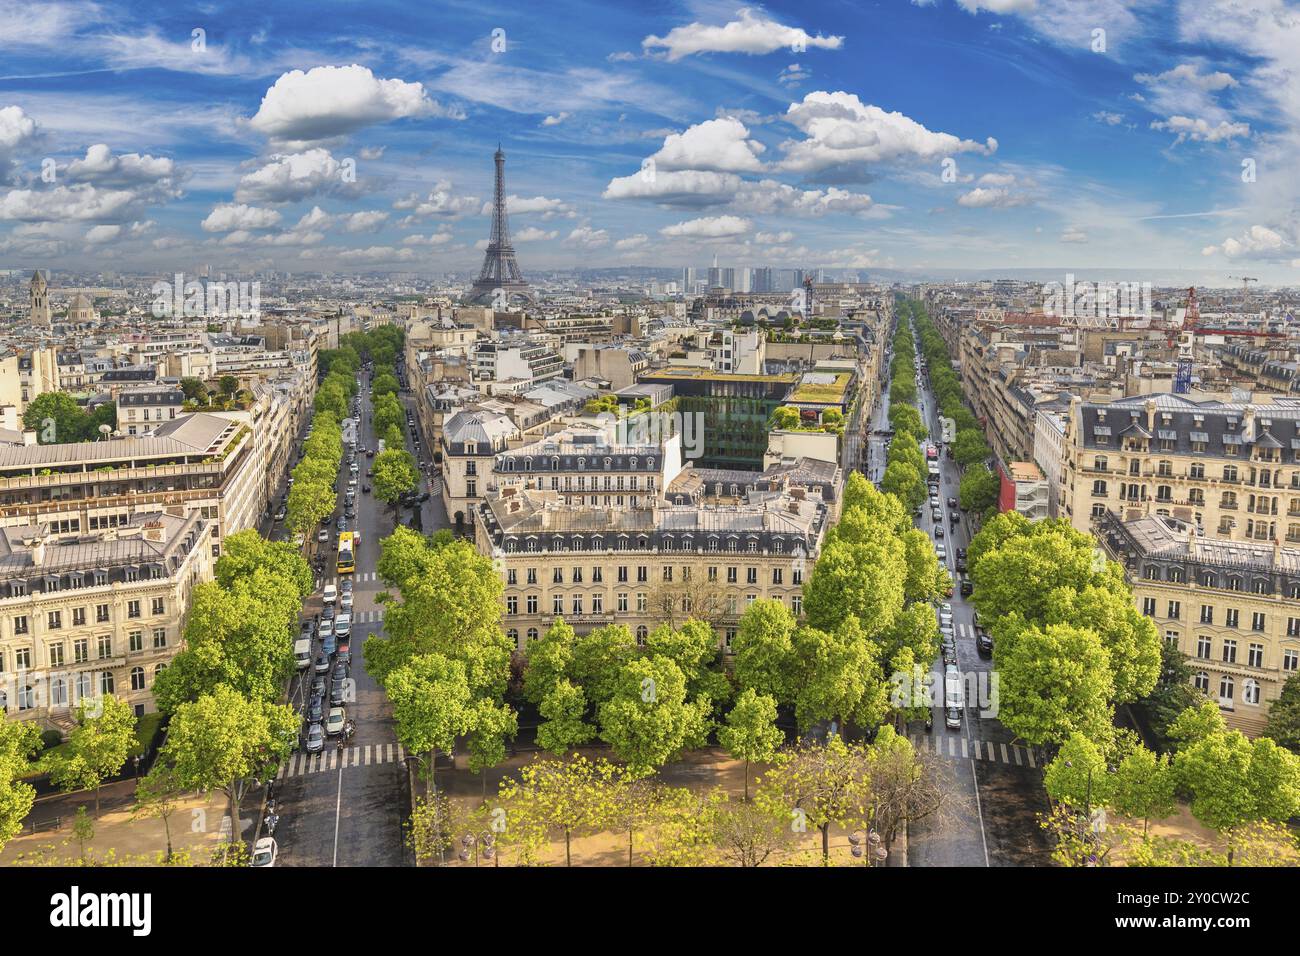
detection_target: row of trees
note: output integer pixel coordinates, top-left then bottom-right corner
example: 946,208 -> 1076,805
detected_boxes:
285,341 -> 360,535
22,392 -> 116,444
145,531 -> 310,854
900,300 -> 1000,514
348,327 -> 420,505
881,312 -> 931,512
411,729 -> 946,867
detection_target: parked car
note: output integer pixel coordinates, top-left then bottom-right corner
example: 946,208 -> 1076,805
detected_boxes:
941,635 -> 958,665
976,629 -> 994,657
314,652 -> 331,675
340,578 -> 353,595
960,576 -> 974,597
305,722 -> 324,753
332,660 -> 349,683
340,592 -> 353,612
273,507 -> 286,521
335,612 -> 352,638
321,633 -> 336,658
336,640 -> 351,664
329,679 -> 348,708
317,529 -> 329,544
306,695 -> 324,723
300,619 -> 316,641
956,557 -> 967,573
251,837 -> 278,867
323,584 -> 337,604
326,707 -> 347,736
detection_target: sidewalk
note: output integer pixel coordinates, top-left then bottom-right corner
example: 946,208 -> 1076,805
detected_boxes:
2,787 -> 233,866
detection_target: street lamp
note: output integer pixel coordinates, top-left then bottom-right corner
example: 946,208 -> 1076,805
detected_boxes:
457,831 -> 498,867
847,829 -> 887,867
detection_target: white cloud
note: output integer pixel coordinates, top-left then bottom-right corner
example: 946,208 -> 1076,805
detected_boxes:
778,91 -> 996,173
649,117 -> 766,173
294,206 -> 332,231
86,221 -> 151,244
480,195 -> 576,220
337,245 -> 419,263
1150,116 -> 1250,144
755,230 -> 795,243
1091,111 -> 1125,126
1060,227 -> 1088,243
660,215 -> 752,239
955,0 -> 1034,13
201,202 -> 282,232
733,179 -> 875,217
514,226 -> 558,241
541,112 -> 571,127
1135,64 -> 1237,93
63,143 -> 176,188
342,210 -> 389,233
358,145 -> 386,160
643,9 -> 844,61
0,106 -> 39,166
249,65 -> 454,146
603,168 -> 741,207
778,63 -> 812,87
1202,224 -> 1290,260
565,225 -> 609,247
956,186 -> 1031,208
615,233 -> 648,250
0,184 -> 157,223
393,180 -> 479,219
235,148 -> 350,203
401,229 -> 454,246
977,172 -> 1017,187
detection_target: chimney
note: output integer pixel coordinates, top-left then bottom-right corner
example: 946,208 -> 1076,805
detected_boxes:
30,536 -> 44,568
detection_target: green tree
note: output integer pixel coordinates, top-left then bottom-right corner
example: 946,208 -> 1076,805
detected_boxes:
49,695 -> 137,815
371,448 -> 419,504
597,655 -> 711,778
464,698 -> 518,800
215,529 -> 313,598
880,460 -> 925,512
958,463 -> 998,513
801,537 -> 906,636
0,720 -> 41,853
952,428 -> 990,467
996,622 -> 1115,747
1264,673 -> 1300,755
385,652 -> 472,796
1043,732 -> 1111,808
1174,710 -> 1300,863
133,764 -> 185,861
23,392 -> 89,443
161,686 -> 298,847
732,599 -> 797,704
1112,745 -> 1177,837
1139,639 -> 1206,750
756,736 -> 871,864
790,617 -> 887,732
497,756 -> 621,866
771,405 -> 802,430
537,679 -> 597,757
718,689 -> 784,800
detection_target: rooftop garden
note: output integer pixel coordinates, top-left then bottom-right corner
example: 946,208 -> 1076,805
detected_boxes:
789,371 -> 853,405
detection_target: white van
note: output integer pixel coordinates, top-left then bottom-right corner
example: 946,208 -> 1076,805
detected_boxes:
323,583 -> 337,605
944,665 -> 964,729
293,638 -> 312,670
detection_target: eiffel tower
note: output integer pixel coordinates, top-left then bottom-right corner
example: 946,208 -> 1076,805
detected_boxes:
468,146 -> 535,307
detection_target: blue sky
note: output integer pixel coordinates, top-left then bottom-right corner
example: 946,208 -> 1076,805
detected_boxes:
1,0 -> 1298,281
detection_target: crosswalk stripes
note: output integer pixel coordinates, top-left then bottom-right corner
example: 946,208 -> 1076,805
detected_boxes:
909,733 -> 1037,769
277,740 -> 405,779
353,609 -> 385,624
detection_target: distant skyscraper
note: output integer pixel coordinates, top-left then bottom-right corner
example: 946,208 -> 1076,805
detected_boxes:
719,267 -> 736,291
468,147 -> 534,307
752,266 -> 773,294
682,266 -> 697,291
29,270 -> 51,326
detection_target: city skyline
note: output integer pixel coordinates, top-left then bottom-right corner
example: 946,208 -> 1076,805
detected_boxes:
0,2 -> 1296,280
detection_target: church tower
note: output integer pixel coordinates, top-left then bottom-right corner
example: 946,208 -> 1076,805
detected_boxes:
29,270 -> 52,327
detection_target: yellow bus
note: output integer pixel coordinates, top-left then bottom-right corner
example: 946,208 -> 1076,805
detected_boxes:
337,531 -> 356,575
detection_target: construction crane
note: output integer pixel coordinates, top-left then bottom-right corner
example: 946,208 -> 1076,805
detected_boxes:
1229,275 -> 1259,294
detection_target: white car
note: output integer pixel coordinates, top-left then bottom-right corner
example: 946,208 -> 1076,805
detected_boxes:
251,837 -> 277,867
326,707 -> 346,736
340,591 -> 354,612
334,612 -> 352,637
318,618 -> 334,641
323,583 -> 337,605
